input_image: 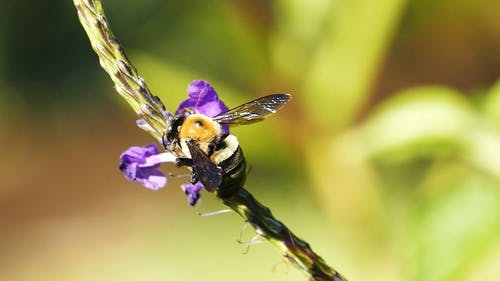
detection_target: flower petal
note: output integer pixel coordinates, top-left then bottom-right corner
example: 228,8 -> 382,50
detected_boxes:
181,182 -> 204,206
120,143 -> 159,165
119,143 -> 175,190
176,80 -> 229,117
140,152 -> 177,167
137,168 -> 167,190
119,162 -> 138,181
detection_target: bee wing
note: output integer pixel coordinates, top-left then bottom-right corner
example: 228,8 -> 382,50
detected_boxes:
186,141 -> 222,192
212,94 -> 291,125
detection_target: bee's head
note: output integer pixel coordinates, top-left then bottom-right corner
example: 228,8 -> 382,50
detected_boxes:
179,114 -> 221,144
164,114 -> 186,149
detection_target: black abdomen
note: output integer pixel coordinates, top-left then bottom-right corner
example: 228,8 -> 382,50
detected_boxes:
217,146 -> 246,198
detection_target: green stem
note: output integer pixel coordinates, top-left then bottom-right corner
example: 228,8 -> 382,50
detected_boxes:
220,188 -> 348,281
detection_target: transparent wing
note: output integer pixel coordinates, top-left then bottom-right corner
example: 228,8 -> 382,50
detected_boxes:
74,0 -> 169,142
186,141 -> 222,192
212,94 -> 291,125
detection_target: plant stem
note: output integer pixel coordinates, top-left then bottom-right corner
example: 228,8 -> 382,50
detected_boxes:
220,188 -> 348,281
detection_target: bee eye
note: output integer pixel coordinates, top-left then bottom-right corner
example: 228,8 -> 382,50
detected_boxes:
195,120 -> 203,127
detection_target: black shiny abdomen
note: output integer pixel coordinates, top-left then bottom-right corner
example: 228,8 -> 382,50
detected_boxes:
217,146 -> 247,198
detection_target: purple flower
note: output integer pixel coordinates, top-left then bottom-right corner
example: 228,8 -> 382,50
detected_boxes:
181,182 -> 204,206
176,80 -> 229,134
119,143 -> 176,190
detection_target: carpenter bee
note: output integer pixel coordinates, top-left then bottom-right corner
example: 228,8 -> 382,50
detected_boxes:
163,94 -> 291,197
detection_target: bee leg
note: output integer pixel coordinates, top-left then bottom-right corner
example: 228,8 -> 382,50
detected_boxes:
175,157 -> 199,183
175,157 -> 193,167
191,171 -> 199,184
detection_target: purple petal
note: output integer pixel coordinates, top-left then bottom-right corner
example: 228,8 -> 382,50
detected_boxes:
120,143 -> 159,166
119,162 -> 139,181
140,152 -> 177,167
119,143 -> 176,190
137,168 -> 167,190
176,80 -> 229,117
181,182 -> 204,206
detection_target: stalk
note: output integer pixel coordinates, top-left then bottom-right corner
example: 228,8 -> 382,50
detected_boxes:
221,188 -> 347,281
74,0 -> 167,142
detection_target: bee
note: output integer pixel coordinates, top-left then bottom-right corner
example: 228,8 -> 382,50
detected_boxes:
163,94 -> 291,197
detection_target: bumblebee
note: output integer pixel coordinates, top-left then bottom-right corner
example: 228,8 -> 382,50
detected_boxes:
164,94 -> 291,197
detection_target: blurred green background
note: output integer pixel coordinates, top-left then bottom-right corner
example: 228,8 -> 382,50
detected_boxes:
1,0 -> 499,280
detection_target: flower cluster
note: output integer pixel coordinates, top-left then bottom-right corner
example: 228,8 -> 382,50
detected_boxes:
118,80 -> 228,205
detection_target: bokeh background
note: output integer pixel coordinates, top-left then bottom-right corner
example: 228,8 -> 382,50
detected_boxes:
1,0 -> 499,280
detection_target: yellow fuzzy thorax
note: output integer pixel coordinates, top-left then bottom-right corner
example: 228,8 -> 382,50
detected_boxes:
179,114 -> 221,148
